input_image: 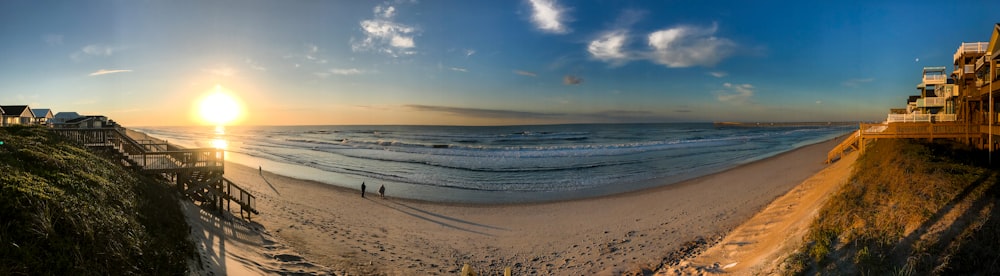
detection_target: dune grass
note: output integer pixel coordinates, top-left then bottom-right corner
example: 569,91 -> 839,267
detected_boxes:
782,138 -> 1000,275
0,126 -> 194,275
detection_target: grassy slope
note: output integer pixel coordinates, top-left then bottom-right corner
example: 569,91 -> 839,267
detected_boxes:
0,126 -> 194,275
782,138 -> 1000,275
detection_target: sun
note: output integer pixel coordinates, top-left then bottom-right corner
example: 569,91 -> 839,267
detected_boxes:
198,86 -> 243,125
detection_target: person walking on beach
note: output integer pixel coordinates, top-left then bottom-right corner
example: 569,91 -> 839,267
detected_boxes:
378,184 -> 385,199
361,182 -> 367,198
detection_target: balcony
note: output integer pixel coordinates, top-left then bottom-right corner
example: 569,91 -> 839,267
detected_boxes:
886,113 -> 957,123
954,42 -> 988,62
953,64 -> 975,77
916,97 -> 946,108
923,74 -> 947,85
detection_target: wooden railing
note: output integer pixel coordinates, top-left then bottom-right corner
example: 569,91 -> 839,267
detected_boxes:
982,125 -> 1000,136
886,113 -> 956,123
54,128 -> 223,172
826,130 -> 860,163
827,122 -> 989,163
954,42 -> 988,61
923,74 -> 947,84
137,149 -> 225,172
224,177 -> 258,215
54,127 -> 256,218
860,122 -> 978,139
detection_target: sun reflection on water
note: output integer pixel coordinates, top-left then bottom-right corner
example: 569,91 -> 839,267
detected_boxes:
210,138 -> 229,149
211,125 -> 228,149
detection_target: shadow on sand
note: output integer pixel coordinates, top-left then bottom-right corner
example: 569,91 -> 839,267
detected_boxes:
368,198 -> 506,236
187,202 -> 265,275
260,172 -> 281,195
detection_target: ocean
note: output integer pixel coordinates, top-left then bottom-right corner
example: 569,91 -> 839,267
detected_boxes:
136,123 -> 854,204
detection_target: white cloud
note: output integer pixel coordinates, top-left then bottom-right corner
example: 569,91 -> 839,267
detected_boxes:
647,23 -> 734,68
588,30 -> 629,65
514,70 -> 537,77
353,4 -> 418,57
331,68 -> 368,75
709,71 -> 727,78
88,69 -> 132,76
449,67 -> 467,72
390,35 -> 415,48
375,5 -> 395,18
717,82 -> 754,103
70,44 -> 115,61
527,0 -> 569,34
82,44 -> 113,56
587,23 -> 736,68
306,43 -> 319,54
465,49 -> 476,58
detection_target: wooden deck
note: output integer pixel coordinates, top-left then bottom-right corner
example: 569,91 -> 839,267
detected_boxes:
859,122 -> 979,139
54,127 -> 258,219
827,122 -> 994,163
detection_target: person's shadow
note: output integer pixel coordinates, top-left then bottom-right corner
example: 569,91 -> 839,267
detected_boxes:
259,171 -> 280,195
367,198 -> 507,236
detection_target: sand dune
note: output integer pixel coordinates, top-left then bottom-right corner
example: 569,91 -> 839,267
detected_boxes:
188,137 -> 847,275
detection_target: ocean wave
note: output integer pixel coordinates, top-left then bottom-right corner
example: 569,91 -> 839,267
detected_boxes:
135,124 -> 855,199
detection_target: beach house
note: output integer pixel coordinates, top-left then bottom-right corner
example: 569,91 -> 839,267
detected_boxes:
31,108 -> 54,125
57,115 -> 111,129
951,41 -> 989,124
1,105 -> 34,126
861,23 -> 1000,151
885,68 -> 958,123
976,24 -> 1000,127
50,112 -> 82,125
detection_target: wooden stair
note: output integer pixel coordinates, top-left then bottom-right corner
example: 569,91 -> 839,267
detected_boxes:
827,130 -> 860,163
54,127 -> 259,220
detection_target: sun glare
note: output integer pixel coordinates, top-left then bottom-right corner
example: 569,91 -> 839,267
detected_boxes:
198,85 -> 243,125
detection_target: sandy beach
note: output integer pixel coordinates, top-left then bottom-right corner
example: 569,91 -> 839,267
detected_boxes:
194,136 -> 848,275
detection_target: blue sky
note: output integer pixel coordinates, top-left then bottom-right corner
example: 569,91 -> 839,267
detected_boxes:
1,0 -> 998,126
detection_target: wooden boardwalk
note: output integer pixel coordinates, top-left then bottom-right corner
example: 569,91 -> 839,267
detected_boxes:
827,122 -> 990,163
54,127 -> 258,219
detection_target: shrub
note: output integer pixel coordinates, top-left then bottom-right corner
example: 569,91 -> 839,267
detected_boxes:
0,126 -> 195,275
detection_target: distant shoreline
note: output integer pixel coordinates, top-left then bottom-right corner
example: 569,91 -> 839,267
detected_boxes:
714,121 -> 860,127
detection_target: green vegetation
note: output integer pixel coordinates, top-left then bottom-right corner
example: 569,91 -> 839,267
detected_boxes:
0,126 -> 194,275
783,138 -> 1000,275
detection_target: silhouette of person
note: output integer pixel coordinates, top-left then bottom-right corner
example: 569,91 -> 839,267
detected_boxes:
361,182 -> 366,198
378,184 -> 385,199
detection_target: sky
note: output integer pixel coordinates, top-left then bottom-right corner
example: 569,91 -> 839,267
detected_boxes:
1,0 -> 999,126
